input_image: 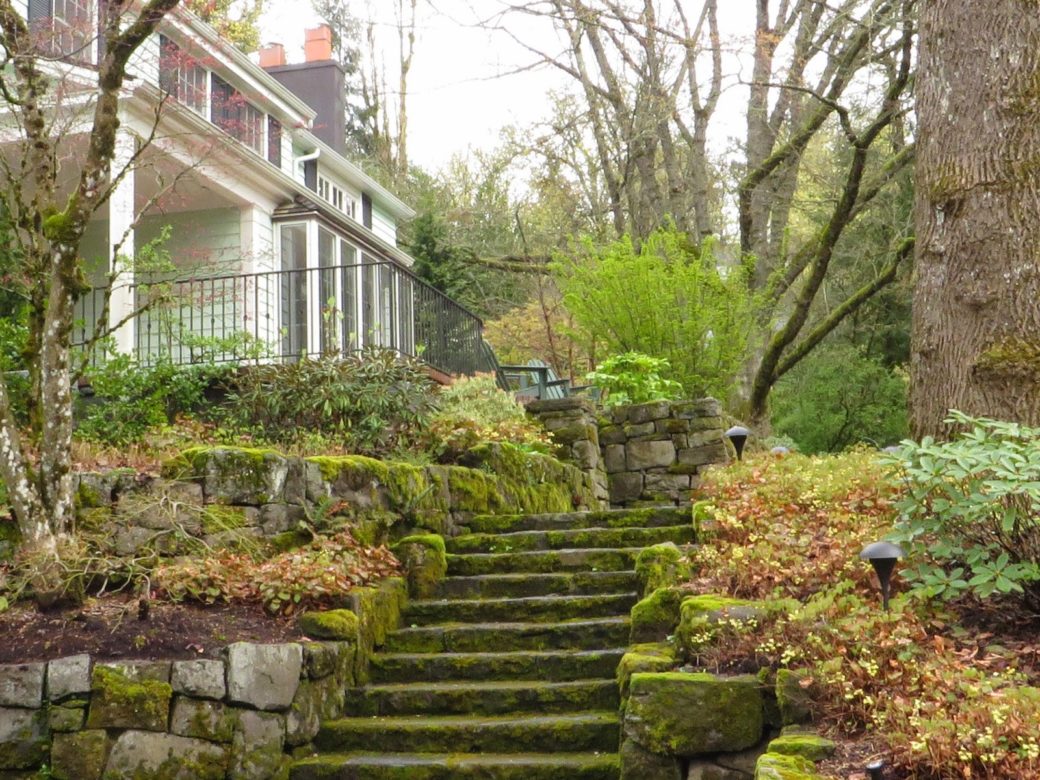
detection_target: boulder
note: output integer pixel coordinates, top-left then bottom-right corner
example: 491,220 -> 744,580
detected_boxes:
392,535 -> 448,599
170,697 -> 236,743
86,666 -> 171,732
299,610 -> 360,642
50,729 -> 109,780
171,660 -> 226,701
0,707 -> 48,769
47,655 -> 92,701
225,643 -> 302,711
103,730 -> 228,780
620,738 -> 683,780
0,664 -> 44,708
754,752 -> 824,779
627,440 -> 676,470
625,672 -> 764,756
229,709 -> 286,780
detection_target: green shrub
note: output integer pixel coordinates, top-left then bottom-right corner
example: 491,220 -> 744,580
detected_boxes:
585,352 -> 682,407
887,411 -> 1040,611
424,374 -> 550,461
224,349 -> 437,457
76,355 -> 231,446
553,227 -> 752,399
771,342 -> 908,453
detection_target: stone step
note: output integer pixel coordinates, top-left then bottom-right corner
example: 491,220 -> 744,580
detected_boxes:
445,525 -> 694,554
435,570 -> 638,600
403,593 -> 638,625
467,506 -> 691,533
291,751 -> 621,780
386,617 -> 630,654
343,679 -> 620,717
369,649 -> 626,684
314,711 -> 621,754
447,548 -> 641,576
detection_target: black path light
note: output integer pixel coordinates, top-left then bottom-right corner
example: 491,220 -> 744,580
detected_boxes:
859,541 -> 905,611
724,425 -> 750,461
865,758 -> 886,779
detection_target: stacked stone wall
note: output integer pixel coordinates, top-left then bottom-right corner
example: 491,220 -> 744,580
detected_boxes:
529,398 -> 728,509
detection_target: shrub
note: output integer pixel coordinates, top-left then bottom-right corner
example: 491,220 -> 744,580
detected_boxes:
770,342 -> 908,453
887,411 -> 1040,611
424,374 -> 551,462
76,355 -> 232,446
224,348 -> 437,457
585,352 -> 683,407
553,227 -> 752,399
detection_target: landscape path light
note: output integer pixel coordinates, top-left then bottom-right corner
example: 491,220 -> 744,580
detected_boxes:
859,541 -> 904,611
724,425 -> 750,461
865,758 -> 886,779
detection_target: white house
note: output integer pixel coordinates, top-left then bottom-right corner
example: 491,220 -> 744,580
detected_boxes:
7,2 -> 487,377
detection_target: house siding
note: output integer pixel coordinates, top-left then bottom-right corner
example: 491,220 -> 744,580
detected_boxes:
371,204 -> 397,246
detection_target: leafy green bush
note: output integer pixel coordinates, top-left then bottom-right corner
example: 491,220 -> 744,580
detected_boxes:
585,352 -> 683,407
76,355 -> 231,446
424,374 -> 551,462
225,349 -> 437,456
553,227 -> 752,399
770,342 -> 908,453
887,411 -> 1040,611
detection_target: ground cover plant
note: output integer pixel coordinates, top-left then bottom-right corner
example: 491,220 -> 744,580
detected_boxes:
686,450 -> 1040,779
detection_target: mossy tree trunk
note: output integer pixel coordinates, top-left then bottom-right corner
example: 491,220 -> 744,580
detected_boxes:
0,0 -> 182,593
911,0 -> 1040,437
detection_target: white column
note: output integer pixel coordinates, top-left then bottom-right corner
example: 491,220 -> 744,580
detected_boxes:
240,206 -> 275,348
108,129 -> 136,356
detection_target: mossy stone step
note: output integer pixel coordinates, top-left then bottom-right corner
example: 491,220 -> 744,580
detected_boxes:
343,679 -> 620,716
314,711 -> 620,754
369,649 -> 627,684
403,593 -> 638,625
435,571 -> 638,599
447,548 -> 641,576
467,507 -> 691,533
385,617 -> 631,653
446,525 -> 694,554
290,751 -> 622,780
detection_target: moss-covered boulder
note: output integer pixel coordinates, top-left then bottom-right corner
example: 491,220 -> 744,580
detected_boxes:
350,578 -> 407,682
676,595 -> 766,659
299,610 -> 359,641
617,643 -> 676,699
163,446 -> 291,505
50,729 -> 109,780
635,543 -> 692,597
86,666 -> 172,732
620,738 -> 683,780
103,730 -> 228,779
630,587 -> 684,643
775,668 -> 814,725
0,706 -> 49,770
754,751 -> 825,779
766,733 -> 836,762
393,534 -> 448,599
169,698 -> 236,744
624,672 -> 764,756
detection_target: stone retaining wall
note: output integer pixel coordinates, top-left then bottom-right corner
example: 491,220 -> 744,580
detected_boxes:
0,581 -> 405,780
528,398 -> 728,508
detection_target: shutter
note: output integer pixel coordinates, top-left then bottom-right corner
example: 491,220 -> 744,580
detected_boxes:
361,193 -> 372,229
27,0 -> 52,20
304,160 -> 318,191
268,117 -> 282,167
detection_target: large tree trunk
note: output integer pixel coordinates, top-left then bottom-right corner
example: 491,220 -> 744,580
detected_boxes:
911,0 -> 1040,437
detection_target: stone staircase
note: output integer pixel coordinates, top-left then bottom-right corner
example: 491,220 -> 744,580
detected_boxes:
290,507 -> 695,780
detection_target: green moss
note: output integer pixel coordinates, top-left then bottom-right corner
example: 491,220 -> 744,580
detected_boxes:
976,337 -> 1040,378
201,505 -> 249,534
393,534 -> 448,599
267,529 -> 312,553
635,543 -> 692,596
767,733 -> 837,762
86,666 -> 172,731
307,454 -> 390,487
299,609 -> 360,641
616,642 -> 676,699
755,752 -> 824,779
625,672 -> 764,755
447,467 -> 495,513
42,207 -> 79,244
630,587 -> 684,643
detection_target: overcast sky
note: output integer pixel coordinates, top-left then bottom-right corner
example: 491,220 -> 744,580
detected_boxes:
259,1 -> 754,172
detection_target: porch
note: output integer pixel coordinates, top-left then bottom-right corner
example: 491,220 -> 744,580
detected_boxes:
74,260 -> 493,378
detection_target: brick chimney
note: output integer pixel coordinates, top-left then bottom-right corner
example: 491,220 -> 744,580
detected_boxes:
304,25 -> 333,62
259,42 -> 286,68
263,25 -> 347,154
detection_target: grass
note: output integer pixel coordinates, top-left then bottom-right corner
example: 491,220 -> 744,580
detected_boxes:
685,450 -> 1040,779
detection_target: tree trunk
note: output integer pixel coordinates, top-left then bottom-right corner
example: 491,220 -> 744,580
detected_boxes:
911,0 -> 1040,437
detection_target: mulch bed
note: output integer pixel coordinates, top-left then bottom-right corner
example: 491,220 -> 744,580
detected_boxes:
0,597 -> 302,663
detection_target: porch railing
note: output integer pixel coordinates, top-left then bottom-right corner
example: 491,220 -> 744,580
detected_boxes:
74,261 -> 495,378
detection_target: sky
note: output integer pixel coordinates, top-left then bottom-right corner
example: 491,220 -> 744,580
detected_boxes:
258,1 -> 756,172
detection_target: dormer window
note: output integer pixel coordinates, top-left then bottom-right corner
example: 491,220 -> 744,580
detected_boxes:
28,0 -> 93,62
211,75 -> 264,155
159,35 -> 208,115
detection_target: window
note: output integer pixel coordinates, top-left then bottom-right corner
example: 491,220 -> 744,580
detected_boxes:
211,74 -> 264,155
159,36 -> 207,115
331,186 -> 344,212
317,176 -> 331,202
29,0 -> 92,62
280,224 -> 308,358
268,117 -> 282,168
341,241 -> 358,351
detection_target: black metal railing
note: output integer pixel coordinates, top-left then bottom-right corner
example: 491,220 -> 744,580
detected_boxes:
74,261 -> 495,378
